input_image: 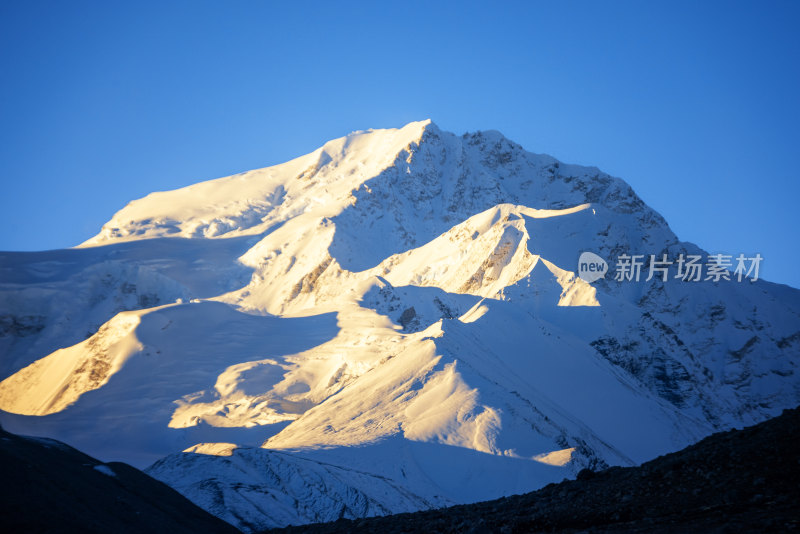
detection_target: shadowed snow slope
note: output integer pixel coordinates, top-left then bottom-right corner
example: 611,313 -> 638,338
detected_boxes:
1,120 -> 798,531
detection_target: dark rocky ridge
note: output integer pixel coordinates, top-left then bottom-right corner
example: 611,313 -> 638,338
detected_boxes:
268,406 -> 800,533
0,424 -> 239,534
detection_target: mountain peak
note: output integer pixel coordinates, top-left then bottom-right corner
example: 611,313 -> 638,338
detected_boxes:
2,120 -> 798,530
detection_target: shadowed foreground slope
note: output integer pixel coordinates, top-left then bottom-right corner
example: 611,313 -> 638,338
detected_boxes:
0,424 -> 239,534
269,406 -> 800,533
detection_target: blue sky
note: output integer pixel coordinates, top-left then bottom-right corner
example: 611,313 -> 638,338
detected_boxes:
1,1 -> 799,287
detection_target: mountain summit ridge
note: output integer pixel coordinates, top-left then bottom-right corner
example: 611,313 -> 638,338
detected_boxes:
80,119 -> 436,247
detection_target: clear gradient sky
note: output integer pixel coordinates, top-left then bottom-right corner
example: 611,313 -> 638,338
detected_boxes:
1,1 -> 799,287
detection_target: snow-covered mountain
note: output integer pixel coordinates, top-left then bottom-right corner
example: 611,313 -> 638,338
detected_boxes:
1,120 -> 798,531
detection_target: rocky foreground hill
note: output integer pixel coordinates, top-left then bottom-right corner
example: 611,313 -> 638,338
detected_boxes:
0,424 -> 237,534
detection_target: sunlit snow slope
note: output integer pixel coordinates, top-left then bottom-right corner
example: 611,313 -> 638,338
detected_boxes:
1,120 -> 799,531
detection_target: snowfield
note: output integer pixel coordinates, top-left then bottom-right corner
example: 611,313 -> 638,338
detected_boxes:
1,120 -> 798,531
